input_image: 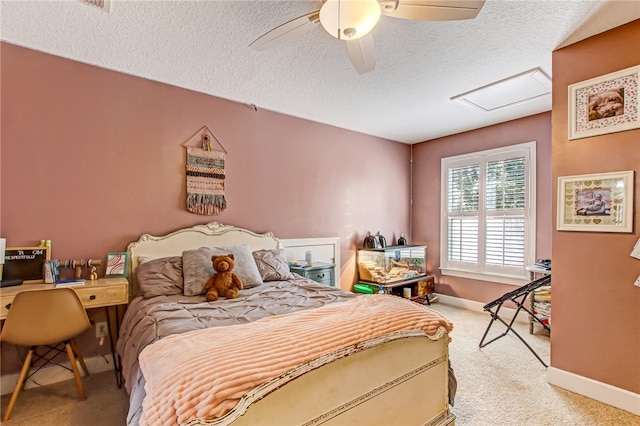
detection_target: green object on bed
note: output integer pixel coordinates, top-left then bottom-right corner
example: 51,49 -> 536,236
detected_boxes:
353,283 -> 375,294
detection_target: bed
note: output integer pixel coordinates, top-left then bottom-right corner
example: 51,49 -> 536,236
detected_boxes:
117,222 -> 455,426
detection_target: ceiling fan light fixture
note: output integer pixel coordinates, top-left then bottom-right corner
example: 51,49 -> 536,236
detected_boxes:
319,0 -> 382,40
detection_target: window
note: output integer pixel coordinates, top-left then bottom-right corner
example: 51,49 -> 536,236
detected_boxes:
440,142 -> 536,283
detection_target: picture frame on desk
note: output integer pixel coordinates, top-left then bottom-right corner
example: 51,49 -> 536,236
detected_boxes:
557,170 -> 634,233
105,252 -> 130,278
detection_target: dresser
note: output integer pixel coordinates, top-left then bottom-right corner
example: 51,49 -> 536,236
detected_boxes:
289,262 -> 336,287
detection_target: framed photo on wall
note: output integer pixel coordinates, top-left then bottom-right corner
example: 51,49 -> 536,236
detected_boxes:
568,65 -> 640,140
105,251 -> 130,278
557,170 -> 634,233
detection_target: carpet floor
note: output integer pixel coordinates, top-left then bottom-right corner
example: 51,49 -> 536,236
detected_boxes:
1,302 -> 637,425
432,303 -> 639,426
0,366 -> 129,425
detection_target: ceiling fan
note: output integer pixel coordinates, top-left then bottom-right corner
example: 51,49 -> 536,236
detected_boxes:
249,0 -> 486,74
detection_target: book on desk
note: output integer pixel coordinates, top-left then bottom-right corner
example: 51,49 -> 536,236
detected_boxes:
55,279 -> 86,288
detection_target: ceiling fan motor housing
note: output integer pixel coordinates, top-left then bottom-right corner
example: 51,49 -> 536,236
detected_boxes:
319,0 -> 382,40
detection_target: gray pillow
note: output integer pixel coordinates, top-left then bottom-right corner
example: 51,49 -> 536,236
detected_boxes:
135,256 -> 183,298
182,245 -> 263,296
252,249 -> 294,282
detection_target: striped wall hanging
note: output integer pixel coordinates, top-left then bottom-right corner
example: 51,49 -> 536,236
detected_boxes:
184,126 -> 228,215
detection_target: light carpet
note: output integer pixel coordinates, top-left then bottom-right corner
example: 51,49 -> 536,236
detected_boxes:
1,302 -> 638,425
0,366 -> 128,425
433,303 -> 638,426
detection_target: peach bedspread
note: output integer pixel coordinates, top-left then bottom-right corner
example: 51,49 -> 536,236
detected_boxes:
138,294 -> 453,426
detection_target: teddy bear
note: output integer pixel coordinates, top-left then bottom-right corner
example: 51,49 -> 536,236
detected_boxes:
204,254 -> 243,302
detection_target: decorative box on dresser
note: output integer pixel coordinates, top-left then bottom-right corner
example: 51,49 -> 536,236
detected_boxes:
289,262 -> 336,287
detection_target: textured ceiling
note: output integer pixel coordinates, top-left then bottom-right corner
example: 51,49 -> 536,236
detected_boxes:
1,0 -> 639,143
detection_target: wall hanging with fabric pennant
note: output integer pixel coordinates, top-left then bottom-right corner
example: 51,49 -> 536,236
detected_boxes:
183,126 -> 228,215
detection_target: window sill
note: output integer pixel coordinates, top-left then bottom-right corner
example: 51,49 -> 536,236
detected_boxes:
440,268 -> 529,286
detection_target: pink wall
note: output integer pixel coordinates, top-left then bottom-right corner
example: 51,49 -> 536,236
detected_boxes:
0,42 -> 410,285
551,20 -> 639,394
0,42 -> 410,371
411,113 -> 553,302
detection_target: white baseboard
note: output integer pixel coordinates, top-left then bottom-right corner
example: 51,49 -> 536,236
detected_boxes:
547,366 -> 640,416
436,294 -> 639,416
436,293 -> 530,323
1,354 -> 114,396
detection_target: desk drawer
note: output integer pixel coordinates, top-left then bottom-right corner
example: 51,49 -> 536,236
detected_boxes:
75,285 -> 127,308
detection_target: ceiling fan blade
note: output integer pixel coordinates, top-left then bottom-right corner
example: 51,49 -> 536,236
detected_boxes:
380,0 -> 485,21
346,33 -> 376,74
249,11 -> 320,50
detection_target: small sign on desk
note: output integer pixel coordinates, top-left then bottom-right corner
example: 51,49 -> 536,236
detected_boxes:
3,246 -> 51,284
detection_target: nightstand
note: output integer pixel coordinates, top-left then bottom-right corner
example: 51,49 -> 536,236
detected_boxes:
289,262 -> 336,287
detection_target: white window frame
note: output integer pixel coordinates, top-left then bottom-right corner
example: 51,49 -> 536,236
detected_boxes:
440,142 -> 536,285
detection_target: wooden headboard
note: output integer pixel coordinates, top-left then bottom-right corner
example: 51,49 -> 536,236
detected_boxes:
127,222 -> 282,297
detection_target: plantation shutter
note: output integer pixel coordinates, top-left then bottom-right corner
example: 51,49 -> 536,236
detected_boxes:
440,142 -> 535,280
447,165 -> 479,264
485,158 -> 525,268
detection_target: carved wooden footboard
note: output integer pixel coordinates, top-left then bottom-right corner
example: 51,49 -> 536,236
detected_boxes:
188,331 -> 453,426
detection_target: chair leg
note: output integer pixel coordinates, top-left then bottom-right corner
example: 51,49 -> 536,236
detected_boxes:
70,338 -> 90,377
3,348 -> 34,422
64,341 -> 86,400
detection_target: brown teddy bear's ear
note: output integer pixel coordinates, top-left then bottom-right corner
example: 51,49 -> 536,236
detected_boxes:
228,254 -> 235,260
211,255 -> 218,262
